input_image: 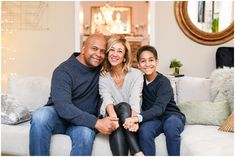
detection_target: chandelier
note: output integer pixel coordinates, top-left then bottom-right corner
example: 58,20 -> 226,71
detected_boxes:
99,3 -> 115,25
92,2 -> 125,35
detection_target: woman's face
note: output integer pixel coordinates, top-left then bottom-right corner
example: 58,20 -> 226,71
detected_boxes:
108,42 -> 126,67
138,50 -> 158,75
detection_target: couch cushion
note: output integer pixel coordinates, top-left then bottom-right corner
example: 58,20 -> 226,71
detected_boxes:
8,75 -> 51,112
2,123 -> 234,156
1,122 -> 112,156
1,122 -> 30,155
176,76 -> 211,104
1,122 -> 167,156
181,125 -> 234,155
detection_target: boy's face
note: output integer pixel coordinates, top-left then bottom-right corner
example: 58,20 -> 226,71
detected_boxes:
138,50 -> 158,75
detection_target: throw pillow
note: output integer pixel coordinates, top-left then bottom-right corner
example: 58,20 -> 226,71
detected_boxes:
178,91 -> 230,126
218,112 -> 234,132
210,67 -> 234,112
1,94 -> 32,125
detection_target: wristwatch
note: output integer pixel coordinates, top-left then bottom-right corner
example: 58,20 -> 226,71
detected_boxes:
136,114 -> 143,122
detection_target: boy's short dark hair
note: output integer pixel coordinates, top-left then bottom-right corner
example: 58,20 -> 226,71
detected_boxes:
136,45 -> 158,61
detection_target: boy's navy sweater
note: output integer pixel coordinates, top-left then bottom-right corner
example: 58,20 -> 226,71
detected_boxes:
140,72 -> 185,122
46,53 -> 101,128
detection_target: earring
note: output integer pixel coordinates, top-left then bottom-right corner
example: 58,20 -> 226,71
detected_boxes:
123,58 -> 126,63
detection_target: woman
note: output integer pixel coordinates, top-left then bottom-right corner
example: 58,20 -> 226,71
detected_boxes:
99,35 -> 144,156
124,45 -> 185,156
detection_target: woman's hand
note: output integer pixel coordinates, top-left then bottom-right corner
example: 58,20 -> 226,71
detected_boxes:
107,116 -> 119,130
106,104 -> 119,130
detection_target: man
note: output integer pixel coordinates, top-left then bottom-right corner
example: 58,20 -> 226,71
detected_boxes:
30,34 -> 118,156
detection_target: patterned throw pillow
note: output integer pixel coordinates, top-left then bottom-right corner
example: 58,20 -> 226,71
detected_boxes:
1,94 -> 32,125
218,112 -> 234,132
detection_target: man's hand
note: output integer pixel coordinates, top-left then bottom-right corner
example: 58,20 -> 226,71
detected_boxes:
100,69 -> 107,77
95,117 -> 119,135
107,116 -> 119,130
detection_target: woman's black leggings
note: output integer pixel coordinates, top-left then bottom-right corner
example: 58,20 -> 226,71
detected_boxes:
109,102 -> 141,156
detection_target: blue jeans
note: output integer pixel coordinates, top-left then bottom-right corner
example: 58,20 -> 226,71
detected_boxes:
29,106 -> 96,156
139,115 -> 185,156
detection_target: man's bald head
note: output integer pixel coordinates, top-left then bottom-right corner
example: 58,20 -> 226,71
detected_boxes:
83,33 -> 106,48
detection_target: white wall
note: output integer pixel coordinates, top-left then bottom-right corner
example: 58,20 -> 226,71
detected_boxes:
154,1 -> 233,77
1,2 -> 75,92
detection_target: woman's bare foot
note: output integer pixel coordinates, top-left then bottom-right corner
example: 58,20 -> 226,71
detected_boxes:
134,151 -> 144,156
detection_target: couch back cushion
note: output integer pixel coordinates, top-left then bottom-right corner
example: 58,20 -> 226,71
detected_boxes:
176,76 -> 211,104
8,75 -> 51,112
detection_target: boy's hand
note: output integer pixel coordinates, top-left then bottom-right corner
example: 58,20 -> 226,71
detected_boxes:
123,117 -> 139,132
127,123 -> 139,132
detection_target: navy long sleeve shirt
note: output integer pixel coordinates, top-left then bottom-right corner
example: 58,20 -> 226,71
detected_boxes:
46,53 -> 101,128
140,72 -> 185,122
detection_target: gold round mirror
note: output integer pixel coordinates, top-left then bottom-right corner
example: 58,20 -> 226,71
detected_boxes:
174,1 -> 234,45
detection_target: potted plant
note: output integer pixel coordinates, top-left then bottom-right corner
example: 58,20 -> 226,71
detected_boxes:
170,59 -> 183,76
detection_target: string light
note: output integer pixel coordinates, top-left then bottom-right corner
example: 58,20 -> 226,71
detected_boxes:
1,1 -> 49,92
1,3 -> 17,92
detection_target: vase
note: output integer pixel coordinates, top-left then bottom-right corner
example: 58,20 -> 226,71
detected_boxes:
174,67 -> 180,75
212,18 -> 219,32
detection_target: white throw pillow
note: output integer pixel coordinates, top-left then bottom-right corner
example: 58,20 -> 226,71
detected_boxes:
8,75 -> 51,112
209,67 -> 234,112
176,76 -> 211,104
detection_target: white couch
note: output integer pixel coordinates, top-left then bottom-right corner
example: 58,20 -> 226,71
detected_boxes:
1,74 -> 234,156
